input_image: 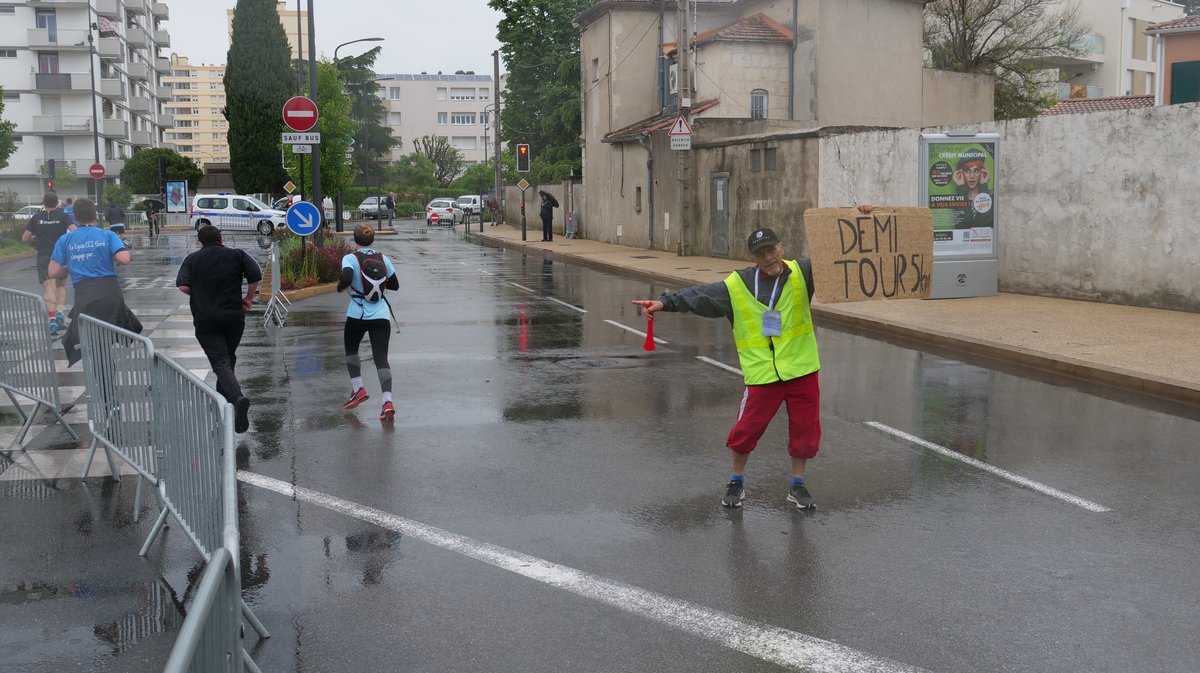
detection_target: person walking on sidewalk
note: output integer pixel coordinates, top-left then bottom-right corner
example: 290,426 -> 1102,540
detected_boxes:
632,227 -> 822,510
338,223 -> 399,421
538,190 -> 558,242
48,199 -> 138,366
175,225 -> 262,434
22,192 -> 75,336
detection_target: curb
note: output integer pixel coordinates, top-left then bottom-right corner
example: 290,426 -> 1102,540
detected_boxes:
277,281 -> 338,302
0,250 -> 36,266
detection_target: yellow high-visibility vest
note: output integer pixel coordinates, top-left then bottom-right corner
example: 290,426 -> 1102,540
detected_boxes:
724,260 -> 820,385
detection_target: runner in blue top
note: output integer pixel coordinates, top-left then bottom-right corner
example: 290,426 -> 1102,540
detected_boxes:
337,223 -> 399,421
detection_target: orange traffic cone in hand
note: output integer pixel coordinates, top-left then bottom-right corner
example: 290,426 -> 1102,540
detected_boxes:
643,304 -> 656,352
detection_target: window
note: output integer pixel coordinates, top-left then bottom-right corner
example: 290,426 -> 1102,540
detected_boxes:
451,136 -> 477,150
635,186 -> 642,213
750,89 -> 767,119
0,50 -> 16,58
437,111 -> 447,125
478,89 -> 489,100
388,87 -> 400,100
0,6 -> 14,13
751,149 -> 761,171
436,87 -> 447,101
450,87 -> 475,100
11,135 -> 21,142
3,92 -> 18,101
765,148 -> 777,170
450,112 -> 475,125
389,112 -> 401,125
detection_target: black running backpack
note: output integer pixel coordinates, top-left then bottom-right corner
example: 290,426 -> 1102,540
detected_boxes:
353,250 -> 389,302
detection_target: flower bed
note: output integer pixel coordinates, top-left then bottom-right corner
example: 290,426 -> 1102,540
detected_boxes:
277,235 -> 356,291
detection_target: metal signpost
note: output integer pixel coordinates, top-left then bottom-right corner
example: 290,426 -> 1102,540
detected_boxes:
517,178 -> 530,241
918,131 -> 1000,298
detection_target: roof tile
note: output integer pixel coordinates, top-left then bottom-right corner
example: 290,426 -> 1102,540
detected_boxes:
1040,95 -> 1155,116
1146,14 -> 1200,32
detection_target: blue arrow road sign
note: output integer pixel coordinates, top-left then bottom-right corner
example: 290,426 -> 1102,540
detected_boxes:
286,200 -> 322,236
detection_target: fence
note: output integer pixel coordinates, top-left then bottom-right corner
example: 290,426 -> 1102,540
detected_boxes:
76,316 -> 268,671
262,242 -> 290,327
0,287 -> 79,449
78,315 -> 158,522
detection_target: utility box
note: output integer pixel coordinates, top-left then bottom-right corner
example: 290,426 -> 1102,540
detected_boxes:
566,211 -> 578,239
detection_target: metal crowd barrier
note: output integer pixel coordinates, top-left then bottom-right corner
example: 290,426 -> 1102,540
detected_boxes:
149,352 -> 269,670
0,286 -> 79,449
262,241 -> 290,328
78,315 -> 158,521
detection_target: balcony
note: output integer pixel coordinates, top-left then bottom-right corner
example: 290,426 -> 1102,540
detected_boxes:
155,57 -> 171,73
29,0 -> 91,6
129,96 -> 153,114
126,27 -> 151,50
101,118 -> 128,137
31,115 -> 95,134
1022,32 -> 1105,69
155,85 -> 172,99
157,113 -> 175,127
27,28 -> 91,51
123,0 -> 146,13
105,159 -> 126,175
95,0 -> 120,16
151,2 -> 168,19
97,37 -> 123,61
31,72 -> 90,92
126,62 -> 150,81
131,129 -> 153,146
1058,83 -> 1104,100
38,159 -> 76,175
100,78 -> 126,99
154,30 -> 170,47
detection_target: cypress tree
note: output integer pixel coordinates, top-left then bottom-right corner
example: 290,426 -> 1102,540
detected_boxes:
225,0 -> 292,194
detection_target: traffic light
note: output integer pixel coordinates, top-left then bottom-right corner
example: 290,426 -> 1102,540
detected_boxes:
46,180 -> 54,192
516,143 -> 530,173
46,159 -> 56,193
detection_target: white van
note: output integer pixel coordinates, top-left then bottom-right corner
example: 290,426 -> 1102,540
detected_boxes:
455,195 -> 482,216
191,194 -> 287,235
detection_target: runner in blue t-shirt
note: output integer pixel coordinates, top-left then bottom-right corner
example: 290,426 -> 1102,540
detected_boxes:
337,223 -> 398,421
48,198 -> 136,365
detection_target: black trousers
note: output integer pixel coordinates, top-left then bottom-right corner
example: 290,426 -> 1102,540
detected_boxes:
344,317 -> 391,392
196,318 -> 245,403
541,216 -> 553,241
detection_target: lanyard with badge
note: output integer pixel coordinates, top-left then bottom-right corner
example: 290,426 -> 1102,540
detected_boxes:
755,269 -> 783,337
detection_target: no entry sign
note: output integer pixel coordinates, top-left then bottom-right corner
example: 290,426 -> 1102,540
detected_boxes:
282,96 -> 319,132
89,163 -> 105,179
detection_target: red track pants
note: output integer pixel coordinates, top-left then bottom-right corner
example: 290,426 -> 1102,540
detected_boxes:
726,371 -> 821,459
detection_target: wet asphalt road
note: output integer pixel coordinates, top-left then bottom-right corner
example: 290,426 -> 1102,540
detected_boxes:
2,220 -> 1200,673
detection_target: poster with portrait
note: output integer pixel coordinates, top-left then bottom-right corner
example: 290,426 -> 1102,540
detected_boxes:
924,141 -> 995,257
166,181 -> 188,213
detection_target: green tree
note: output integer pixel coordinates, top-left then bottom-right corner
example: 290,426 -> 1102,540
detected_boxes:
119,148 -> 203,194
925,0 -> 1089,119
103,182 -> 133,209
0,88 -> 16,171
412,136 -> 465,187
489,0 -> 587,182
336,49 -> 399,189
225,0 -> 293,194
53,164 -> 78,192
284,60 -> 356,200
387,153 -> 437,189
1182,1 -> 1200,15
449,162 -> 494,194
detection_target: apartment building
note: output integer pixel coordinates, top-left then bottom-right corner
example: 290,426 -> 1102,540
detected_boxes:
0,0 -> 173,199
374,73 -> 497,165
162,55 -> 228,170
226,1 -> 308,60
1040,0 -> 1185,100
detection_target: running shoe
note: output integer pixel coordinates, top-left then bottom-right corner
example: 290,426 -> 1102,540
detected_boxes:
721,479 -> 746,508
234,396 -> 251,434
342,388 -> 369,410
48,319 -> 63,338
379,401 -> 395,422
787,482 -> 816,510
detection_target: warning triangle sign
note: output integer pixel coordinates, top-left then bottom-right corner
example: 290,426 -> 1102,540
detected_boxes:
667,115 -> 693,136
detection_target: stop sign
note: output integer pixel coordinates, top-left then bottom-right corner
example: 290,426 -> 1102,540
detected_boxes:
429,212 -> 440,224
282,96 -> 319,132
89,163 -> 105,179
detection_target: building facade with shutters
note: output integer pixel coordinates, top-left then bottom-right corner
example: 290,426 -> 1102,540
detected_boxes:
162,55 -> 228,170
374,73 -> 498,165
0,0 -> 174,201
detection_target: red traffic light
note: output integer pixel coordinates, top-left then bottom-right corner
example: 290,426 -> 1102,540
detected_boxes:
518,145 -> 527,155
516,143 -> 530,173
46,180 -> 54,191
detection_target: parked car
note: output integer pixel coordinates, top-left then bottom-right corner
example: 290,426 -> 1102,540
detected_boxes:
13,205 -> 41,220
357,196 -> 384,219
191,193 -> 286,236
455,195 -> 482,216
425,199 -> 463,226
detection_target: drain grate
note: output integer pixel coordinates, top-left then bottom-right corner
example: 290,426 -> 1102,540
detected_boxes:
557,358 -> 625,369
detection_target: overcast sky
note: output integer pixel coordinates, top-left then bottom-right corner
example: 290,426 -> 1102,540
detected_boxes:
167,0 -> 505,75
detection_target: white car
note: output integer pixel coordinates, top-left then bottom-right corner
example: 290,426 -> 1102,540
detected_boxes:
425,198 -> 462,226
191,194 -> 287,235
13,205 -> 41,220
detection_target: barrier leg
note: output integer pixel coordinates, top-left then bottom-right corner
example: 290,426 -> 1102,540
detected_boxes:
132,474 -> 144,523
241,599 -> 270,639
243,648 -> 264,673
139,506 -> 171,556
48,407 -> 79,441
7,401 -> 42,450
4,389 -> 29,424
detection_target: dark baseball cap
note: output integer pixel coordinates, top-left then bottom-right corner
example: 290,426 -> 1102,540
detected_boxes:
747,227 -> 781,253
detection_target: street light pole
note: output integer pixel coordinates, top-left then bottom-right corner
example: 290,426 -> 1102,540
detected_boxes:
87,23 -> 101,204
333,37 -> 384,232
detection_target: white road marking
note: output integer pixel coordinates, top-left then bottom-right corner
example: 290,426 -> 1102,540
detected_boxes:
545,296 -> 587,314
507,281 -> 538,293
603,319 -> 667,345
236,470 -> 930,673
696,356 -> 742,376
864,422 -> 1111,513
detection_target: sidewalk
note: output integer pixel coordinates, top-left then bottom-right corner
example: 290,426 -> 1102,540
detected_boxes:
468,223 -> 1200,406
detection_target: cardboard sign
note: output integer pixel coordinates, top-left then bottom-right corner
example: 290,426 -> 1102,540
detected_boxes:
803,207 -> 933,303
